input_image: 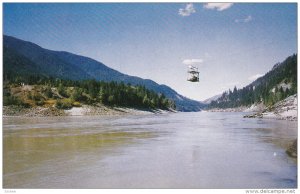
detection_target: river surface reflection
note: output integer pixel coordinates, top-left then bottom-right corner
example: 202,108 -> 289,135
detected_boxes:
3,112 -> 297,188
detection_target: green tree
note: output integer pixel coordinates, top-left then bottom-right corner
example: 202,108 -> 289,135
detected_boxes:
58,83 -> 68,97
108,95 -> 115,105
44,86 -> 53,98
71,87 -> 82,101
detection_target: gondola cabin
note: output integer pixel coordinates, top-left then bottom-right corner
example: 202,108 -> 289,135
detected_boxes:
187,65 -> 199,82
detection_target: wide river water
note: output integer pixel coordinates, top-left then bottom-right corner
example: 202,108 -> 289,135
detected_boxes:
3,112 -> 297,189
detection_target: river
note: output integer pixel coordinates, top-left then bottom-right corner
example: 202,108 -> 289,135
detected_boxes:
3,112 -> 297,188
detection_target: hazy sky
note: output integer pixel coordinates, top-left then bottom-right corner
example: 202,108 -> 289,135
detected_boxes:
3,3 -> 297,101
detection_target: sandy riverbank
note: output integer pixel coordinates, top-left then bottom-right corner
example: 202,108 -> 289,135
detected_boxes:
3,105 -> 176,117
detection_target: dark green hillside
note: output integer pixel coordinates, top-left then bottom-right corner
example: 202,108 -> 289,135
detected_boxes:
209,54 -> 297,108
4,36 -> 92,80
3,46 -> 44,79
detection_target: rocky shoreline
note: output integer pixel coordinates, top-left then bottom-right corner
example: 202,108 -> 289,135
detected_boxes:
243,94 -> 297,121
286,139 -> 297,158
206,94 -> 297,121
205,106 -> 248,112
3,105 -> 175,117
3,105 -> 66,117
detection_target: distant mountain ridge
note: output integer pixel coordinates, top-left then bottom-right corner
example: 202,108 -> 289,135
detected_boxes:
202,94 -> 222,104
3,35 -> 204,111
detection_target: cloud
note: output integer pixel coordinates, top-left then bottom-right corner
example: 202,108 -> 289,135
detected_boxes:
179,3 -> 196,17
182,59 -> 203,66
235,15 -> 253,23
248,74 -> 263,81
203,3 -> 233,11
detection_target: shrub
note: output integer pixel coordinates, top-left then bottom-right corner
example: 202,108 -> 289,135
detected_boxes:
29,91 -> 43,101
43,86 -> 53,98
55,98 -> 73,109
72,101 -> 81,107
58,84 -> 69,98
71,88 -> 82,101
3,95 -> 31,107
36,100 -> 45,106
4,95 -> 21,105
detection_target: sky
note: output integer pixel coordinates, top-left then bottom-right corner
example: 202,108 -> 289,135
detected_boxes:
3,3 -> 297,101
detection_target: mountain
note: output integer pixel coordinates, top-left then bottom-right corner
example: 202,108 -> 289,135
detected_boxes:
202,94 -> 222,104
208,54 -> 297,109
3,35 -> 204,111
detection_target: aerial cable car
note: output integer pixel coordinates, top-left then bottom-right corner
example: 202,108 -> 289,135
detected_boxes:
187,65 -> 199,82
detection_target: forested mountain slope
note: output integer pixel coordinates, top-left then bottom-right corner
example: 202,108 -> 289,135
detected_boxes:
3,35 -> 204,111
208,54 -> 297,108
